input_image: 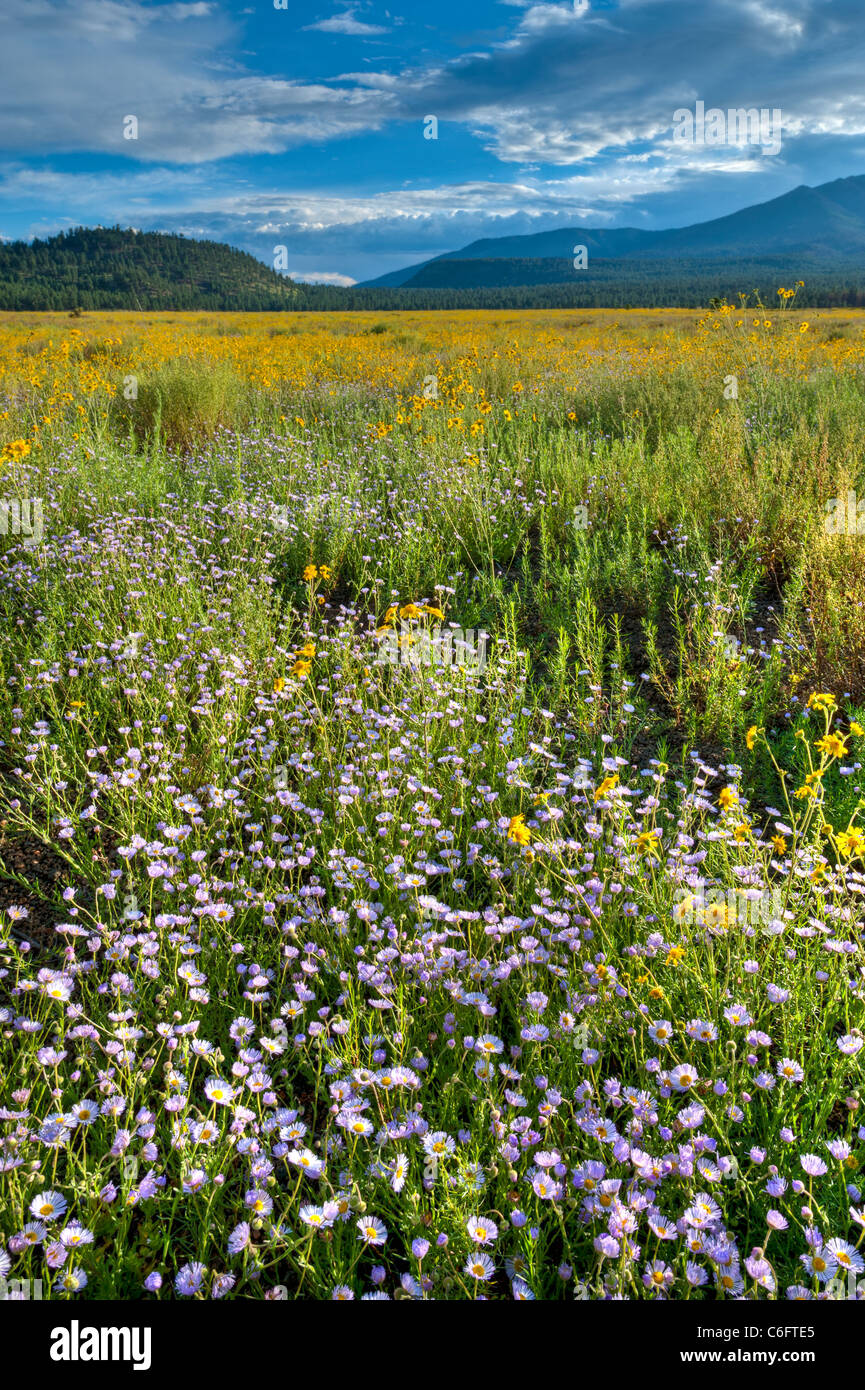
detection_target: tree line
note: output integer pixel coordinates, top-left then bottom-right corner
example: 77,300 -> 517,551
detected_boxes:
2,228 -> 864,311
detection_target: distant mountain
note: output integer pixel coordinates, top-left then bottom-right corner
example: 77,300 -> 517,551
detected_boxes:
365,227 -> 657,287
359,175 -> 865,289
0,226 -> 302,311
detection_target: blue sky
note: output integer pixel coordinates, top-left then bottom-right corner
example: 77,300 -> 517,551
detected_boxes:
2,0 -> 865,283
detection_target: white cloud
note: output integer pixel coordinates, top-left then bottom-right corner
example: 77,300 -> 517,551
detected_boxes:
6,0 -> 865,169
288,269 -> 358,284
303,8 -> 390,35
0,0 -> 392,163
0,156 -> 800,242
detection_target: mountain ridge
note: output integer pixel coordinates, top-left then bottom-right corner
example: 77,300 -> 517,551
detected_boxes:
359,175 -> 865,288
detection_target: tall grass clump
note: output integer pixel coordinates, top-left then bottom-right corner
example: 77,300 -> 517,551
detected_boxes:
116,358 -> 250,450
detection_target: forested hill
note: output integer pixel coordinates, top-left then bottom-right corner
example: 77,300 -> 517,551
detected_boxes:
0,227 -> 302,311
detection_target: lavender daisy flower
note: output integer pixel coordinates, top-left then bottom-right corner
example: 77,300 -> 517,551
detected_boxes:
175,1262 -> 206,1296
465,1253 -> 494,1281
800,1154 -> 829,1177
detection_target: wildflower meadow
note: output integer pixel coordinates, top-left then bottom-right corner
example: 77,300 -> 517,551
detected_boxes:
2,299 -> 865,1306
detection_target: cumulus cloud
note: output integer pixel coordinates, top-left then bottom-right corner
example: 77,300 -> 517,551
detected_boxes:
0,0 -> 391,163
288,269 -> 358,284
0,159 -> 683,232
302,8 -> 390,35
5,0 -> 865,168
390,0 -> 865,166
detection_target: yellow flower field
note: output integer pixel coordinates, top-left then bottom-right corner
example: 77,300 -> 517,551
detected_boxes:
2,302 -> 865,459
